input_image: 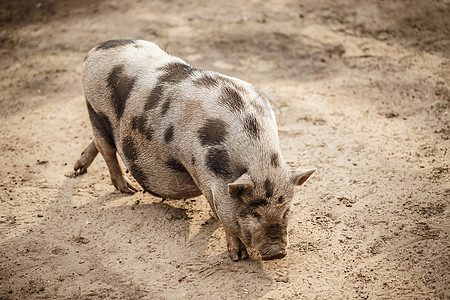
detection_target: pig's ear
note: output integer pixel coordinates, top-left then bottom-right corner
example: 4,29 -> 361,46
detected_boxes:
228,173 -> 254,197
291,168 -> 316,186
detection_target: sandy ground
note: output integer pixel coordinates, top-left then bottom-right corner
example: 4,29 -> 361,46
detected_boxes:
1,0 -> 449,299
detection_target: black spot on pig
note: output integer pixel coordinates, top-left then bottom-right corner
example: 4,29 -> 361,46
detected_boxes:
244,115 -> 260,139
86,101 -> 115,148
270,153 -> 279,168
194,75 -> 220,88
160,98 -> 171,116
158,62 -> 196,84
122,136 -> 137,161
131,115 -> 145,132
129,163 -> 149,189
146,64 -> 196,111
145,84 -> 164,111
121,136 -> 149,186
264,179 -> 274,199
191,156 -> 196,166
166,158 -> 188,173
164,125 -> 174,143
219,86 -> 244,113
107,65 -> 136,120
249,198 -> 268,207
96,39 -> 135,50
206,148 -> 231,178
198,119 -> 228,146
278,196 -> 284,204
131,115 -> 154,142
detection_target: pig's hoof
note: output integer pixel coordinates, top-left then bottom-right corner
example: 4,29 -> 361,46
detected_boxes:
229,249 -> 241,261
229,247 -> 249,261
240,248 -> 249,260
74,140 -> 99,174
74,159 -> 89,174
113,177 -> 138,194
226,233 -> 249,261
120,182 -> 138,194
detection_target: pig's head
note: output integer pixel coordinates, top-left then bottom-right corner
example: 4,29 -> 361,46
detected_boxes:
227,168 -> 316,260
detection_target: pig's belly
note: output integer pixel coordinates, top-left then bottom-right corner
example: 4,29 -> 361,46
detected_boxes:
117,146 -> 202,199
129,160 -> 202,199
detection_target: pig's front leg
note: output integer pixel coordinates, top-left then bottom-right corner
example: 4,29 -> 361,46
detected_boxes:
226,231 -> 249,261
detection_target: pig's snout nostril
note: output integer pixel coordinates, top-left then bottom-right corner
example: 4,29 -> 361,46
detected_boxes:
261,247 -> 287,260
262,251 -> 287,260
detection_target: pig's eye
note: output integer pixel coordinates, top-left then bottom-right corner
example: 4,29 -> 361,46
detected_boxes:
249,198 -> 268,207
251,211 -> 261,219
240,206 -> 260,219
283,209 -> 290,219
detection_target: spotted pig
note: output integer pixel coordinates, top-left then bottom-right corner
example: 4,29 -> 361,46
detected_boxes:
74,39 -> 316,261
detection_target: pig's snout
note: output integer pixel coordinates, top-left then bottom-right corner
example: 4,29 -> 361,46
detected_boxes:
261,244 -> 287,260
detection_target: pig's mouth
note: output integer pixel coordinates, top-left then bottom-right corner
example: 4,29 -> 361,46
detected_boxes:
260,244 -> 287,260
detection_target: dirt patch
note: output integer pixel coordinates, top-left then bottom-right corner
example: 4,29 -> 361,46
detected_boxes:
1,0 -> 449,299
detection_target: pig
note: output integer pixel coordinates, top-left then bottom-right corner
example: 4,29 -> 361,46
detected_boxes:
74,39 -> 316,261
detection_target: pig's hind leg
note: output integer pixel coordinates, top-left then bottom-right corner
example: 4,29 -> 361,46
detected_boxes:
74,139 -> 99,174
94,137 -> 138,194
76,101 -> 137,194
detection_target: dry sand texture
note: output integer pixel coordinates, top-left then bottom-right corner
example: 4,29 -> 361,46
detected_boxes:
1,0 -> 449,299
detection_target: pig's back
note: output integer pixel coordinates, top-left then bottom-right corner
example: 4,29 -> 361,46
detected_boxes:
83,40 -> 280,199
